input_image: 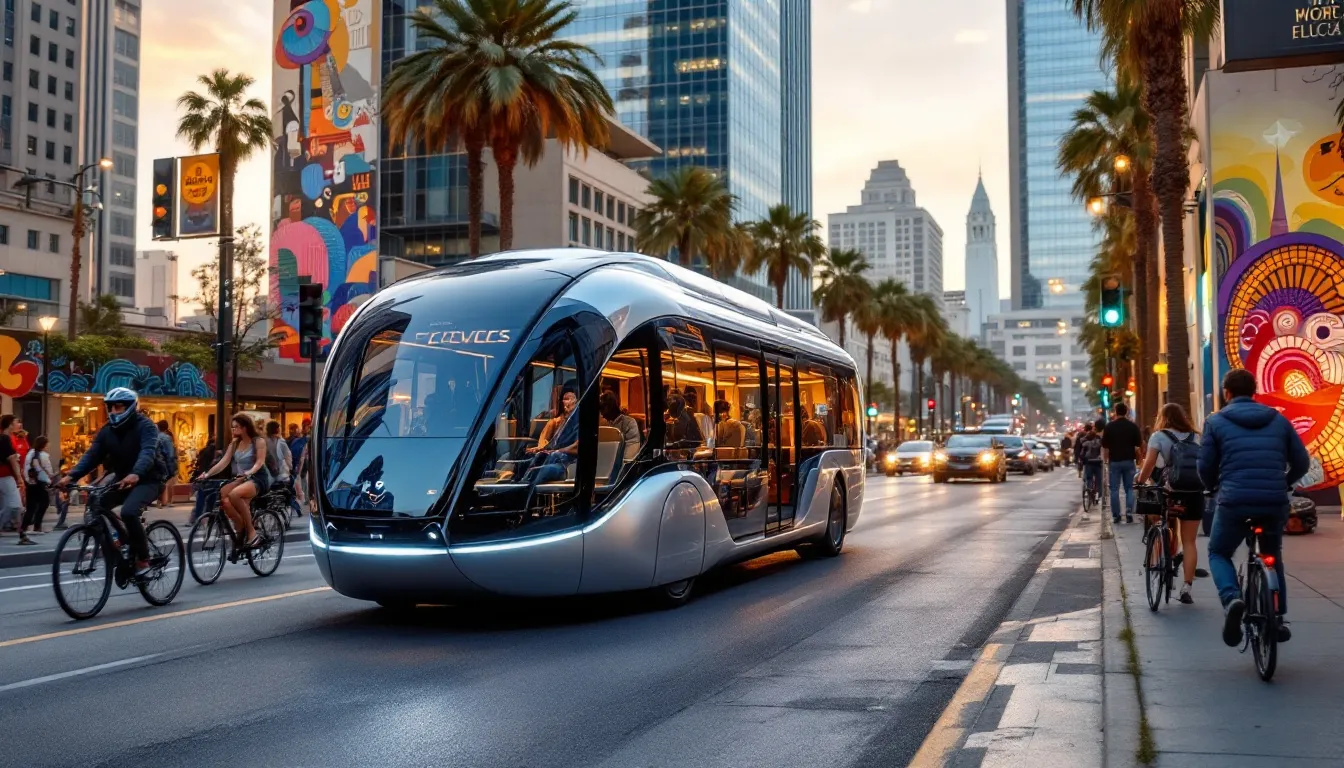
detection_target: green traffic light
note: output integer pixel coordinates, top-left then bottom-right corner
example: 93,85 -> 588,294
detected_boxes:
1102,308 -> 1121,325
866,406 -> 878,417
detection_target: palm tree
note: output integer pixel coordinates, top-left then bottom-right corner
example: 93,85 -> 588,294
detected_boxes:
704,222 -> 754,280
813,248 -> 871,348
1057,79 -> 1158,422
905,294 -> 947,437
635,166 -> 737,270
877,279 -> 920,437
746,204 -> 826,309
852,277 -> 897,410
384,0 -> 613,254
1071,0 -> 1221,411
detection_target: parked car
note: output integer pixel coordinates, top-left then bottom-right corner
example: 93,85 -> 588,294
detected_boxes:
886,440 -> 935,476
931,433 -> 1007,483
998,435 -> 1036,475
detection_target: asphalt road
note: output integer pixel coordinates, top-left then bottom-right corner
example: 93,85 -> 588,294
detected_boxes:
0,469 -> 1078,768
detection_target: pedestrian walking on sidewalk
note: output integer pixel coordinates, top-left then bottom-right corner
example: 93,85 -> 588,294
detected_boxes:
1198,369 -> 1311,646
157,421 -> 178,507
0,415 -> 32,544
189,434 -> 220,525
1136,403 -> 1207,603
1101,403 -> 1143,524
21,435 -> 54,535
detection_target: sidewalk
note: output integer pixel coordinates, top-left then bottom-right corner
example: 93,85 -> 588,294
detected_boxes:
0,500 -> 309,569
1112,513 -> 1344,766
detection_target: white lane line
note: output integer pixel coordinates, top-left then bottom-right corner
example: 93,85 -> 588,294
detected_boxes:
0,554 -> 316,592
0,654 -> 162,693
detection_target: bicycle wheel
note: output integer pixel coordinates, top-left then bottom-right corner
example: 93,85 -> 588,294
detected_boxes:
187,513 -> 228,585
1163,528 -> 1175,604
1144,528 -> 1164,612
1248,564 -> 1278,681
247,509 -> 285,577
1082,484 -> 1093,513
138,521 -> 185,607
52,523 -> 113,621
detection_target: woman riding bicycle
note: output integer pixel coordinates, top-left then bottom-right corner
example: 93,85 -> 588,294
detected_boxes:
197,414 -> 270,549
1136,402 -> 1205,604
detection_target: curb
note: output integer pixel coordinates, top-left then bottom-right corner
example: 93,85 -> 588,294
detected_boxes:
1101,533 -> 1144,767
0,528 -> 311,570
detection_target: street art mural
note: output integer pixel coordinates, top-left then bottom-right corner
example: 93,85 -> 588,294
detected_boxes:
0,334 -> 216,399
270,0 -> 381,361
1211,66 -> 1344,490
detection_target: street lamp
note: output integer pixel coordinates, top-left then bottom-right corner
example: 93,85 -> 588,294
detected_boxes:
1087,197 -> 1106,216
1113,154 -> 1131,173
38,315 -> 57,435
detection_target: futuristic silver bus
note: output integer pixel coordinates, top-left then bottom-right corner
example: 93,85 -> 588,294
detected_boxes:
309,249 -> 866,607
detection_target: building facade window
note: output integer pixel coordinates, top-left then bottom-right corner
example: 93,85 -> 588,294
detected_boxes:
25,135 -> 35,154
109,245 -> 134,266
111,180 -> 134,207
62,112 -> 71,131
45,73 -> 54,93
48,233 -> 59,252
110,213 -> 134,237
26,229 -> 39,249
113,151 -> 134,177
113,59 -> 136,90
0,225 -> 7,244
109,275 -> 134,298
29,2 -> 38,23
112,121 -> 135,148
568,176 -> 578,204
0,272 -> 57,300
568,212 -> 579,243
112,90 -> 135,117
113,28 -> 138,58
61,144 -> 70,163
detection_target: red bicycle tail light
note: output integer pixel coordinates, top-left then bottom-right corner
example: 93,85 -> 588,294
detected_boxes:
1263,555 -> 1276,568
1253,527 -> 1264,535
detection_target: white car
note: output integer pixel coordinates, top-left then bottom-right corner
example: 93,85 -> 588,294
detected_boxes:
1025,439 -> 1055,471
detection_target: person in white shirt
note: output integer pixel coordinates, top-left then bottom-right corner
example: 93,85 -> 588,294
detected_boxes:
22,435 -> 55,534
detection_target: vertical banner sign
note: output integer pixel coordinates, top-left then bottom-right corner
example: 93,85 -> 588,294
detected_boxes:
177,153 -> 222,238
270,0 -> 382,362
1209,67 -> 1344,493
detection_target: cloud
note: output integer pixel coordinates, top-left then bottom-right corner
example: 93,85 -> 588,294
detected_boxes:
954,29 -> 991,44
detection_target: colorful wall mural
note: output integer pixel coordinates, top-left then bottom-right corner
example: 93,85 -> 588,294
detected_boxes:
0,333 -> 216,399
270,0 -> 381,361
1210,66 -> 1344,490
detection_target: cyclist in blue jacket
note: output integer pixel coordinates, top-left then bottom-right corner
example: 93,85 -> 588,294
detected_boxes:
1198,369 -> 1311,646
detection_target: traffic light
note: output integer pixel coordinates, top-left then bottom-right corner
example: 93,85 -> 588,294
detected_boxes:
927,398 -> 936,411
151,158 -> 176,241
1101,373 -> 1115,389
1099,275 -> 1124,328
1125,377 -> 1136,398
298,282 -> 324,359
1100,388 -> 1112,409
866,404 -> 878,418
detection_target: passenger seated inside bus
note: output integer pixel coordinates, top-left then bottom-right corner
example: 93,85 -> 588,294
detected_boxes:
665,391 -> 704,456
600,391 -> 642,462
801,405 -> 828,447
714,400 -> 745,449
683,388 -> 716,450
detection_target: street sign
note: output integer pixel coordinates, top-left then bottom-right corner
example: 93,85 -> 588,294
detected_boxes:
177,153 -> 221,238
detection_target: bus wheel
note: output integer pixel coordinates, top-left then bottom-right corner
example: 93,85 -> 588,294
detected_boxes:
655,577 -> 696,609
801,485 -> 847,559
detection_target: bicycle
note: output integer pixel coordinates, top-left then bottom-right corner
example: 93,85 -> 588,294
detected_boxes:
186,478 -> 286,585
1138,484 -> 1177,611
1082,469 -> 1102,514
51,483 -> 185,620
1236,518 -> 1283,681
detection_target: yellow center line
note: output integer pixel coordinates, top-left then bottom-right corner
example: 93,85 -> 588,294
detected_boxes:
908,642 -> 1010,768
0,587 -> 331,649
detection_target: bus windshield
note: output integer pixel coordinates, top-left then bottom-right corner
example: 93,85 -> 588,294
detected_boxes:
319,268 -> 568,517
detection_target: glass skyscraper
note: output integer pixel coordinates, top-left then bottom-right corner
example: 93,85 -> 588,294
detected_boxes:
1006,0 -> 1107,309
380,0 -> 813,308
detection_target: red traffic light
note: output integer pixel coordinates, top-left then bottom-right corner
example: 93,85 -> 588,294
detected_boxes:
927,398 -> 936,410
1101,374 -> 1114,388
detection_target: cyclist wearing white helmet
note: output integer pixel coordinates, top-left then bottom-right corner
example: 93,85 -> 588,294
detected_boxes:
57,387 -> 167,578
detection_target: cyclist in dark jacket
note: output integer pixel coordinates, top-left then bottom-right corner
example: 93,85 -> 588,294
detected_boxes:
1198,369 -> 1311,646
57,388 -> 166,578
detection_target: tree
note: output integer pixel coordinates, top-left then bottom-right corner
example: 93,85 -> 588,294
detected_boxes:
905,294 -> 947,437
852,277 -> 896,410
1057,79 -> 1158,422
188,224 -> 283,411
877,279 -> 920,437
635,166 -> 737,271
745,204 -> 825,309
176,67 -> 272,276
812,248 -> 871,349
1071,0 -> 1221,411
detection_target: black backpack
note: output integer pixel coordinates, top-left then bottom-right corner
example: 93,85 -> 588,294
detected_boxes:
1162,430 -> 1203,492
1080,436 -> 1102,462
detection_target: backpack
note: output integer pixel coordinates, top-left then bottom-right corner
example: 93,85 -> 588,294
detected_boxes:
263,436 -> 283,477
1162,430 -> 1203,492
152,432 -> 174,482
25,451 -> 41,485
1080,436 -> 1102,463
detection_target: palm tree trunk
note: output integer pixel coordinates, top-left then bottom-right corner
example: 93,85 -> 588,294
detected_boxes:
677,232 -> 692,268
1144,13 -> 1193,412
890,340 -> 902,440
495,144 -> 518,251
864,332 -> 876,407
465,131 -> 485,258
837,318 -> 847,349
774,279 -> 786,310
1133,169 -> 1159,423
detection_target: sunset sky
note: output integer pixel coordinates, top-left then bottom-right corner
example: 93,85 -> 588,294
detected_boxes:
138,0 -> 1013,302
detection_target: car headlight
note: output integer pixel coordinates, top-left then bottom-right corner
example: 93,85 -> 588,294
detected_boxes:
979,451 -> 996,465
884,454 -> 896,465
933,451 -> 947,463
1053,450 -> 1061,458
1019,450 -> 1032,458
918,455 -> 930,465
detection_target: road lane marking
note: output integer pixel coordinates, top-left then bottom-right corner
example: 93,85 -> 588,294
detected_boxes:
908,642 -> 1009,768
0,587 -> 330,649
0,554 -> 318,591
0,654 -> 163,693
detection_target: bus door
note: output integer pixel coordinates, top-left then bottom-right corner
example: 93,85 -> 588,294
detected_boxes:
765,351 -> 798,534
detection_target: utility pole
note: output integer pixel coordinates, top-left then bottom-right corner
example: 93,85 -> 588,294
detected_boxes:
215,234 -> 235,449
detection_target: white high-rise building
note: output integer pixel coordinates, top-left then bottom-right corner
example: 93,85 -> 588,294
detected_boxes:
964,173 -> 999,340
824,160 -> 944,400
985,307 -> 1091,421
126,248 -> 178,327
